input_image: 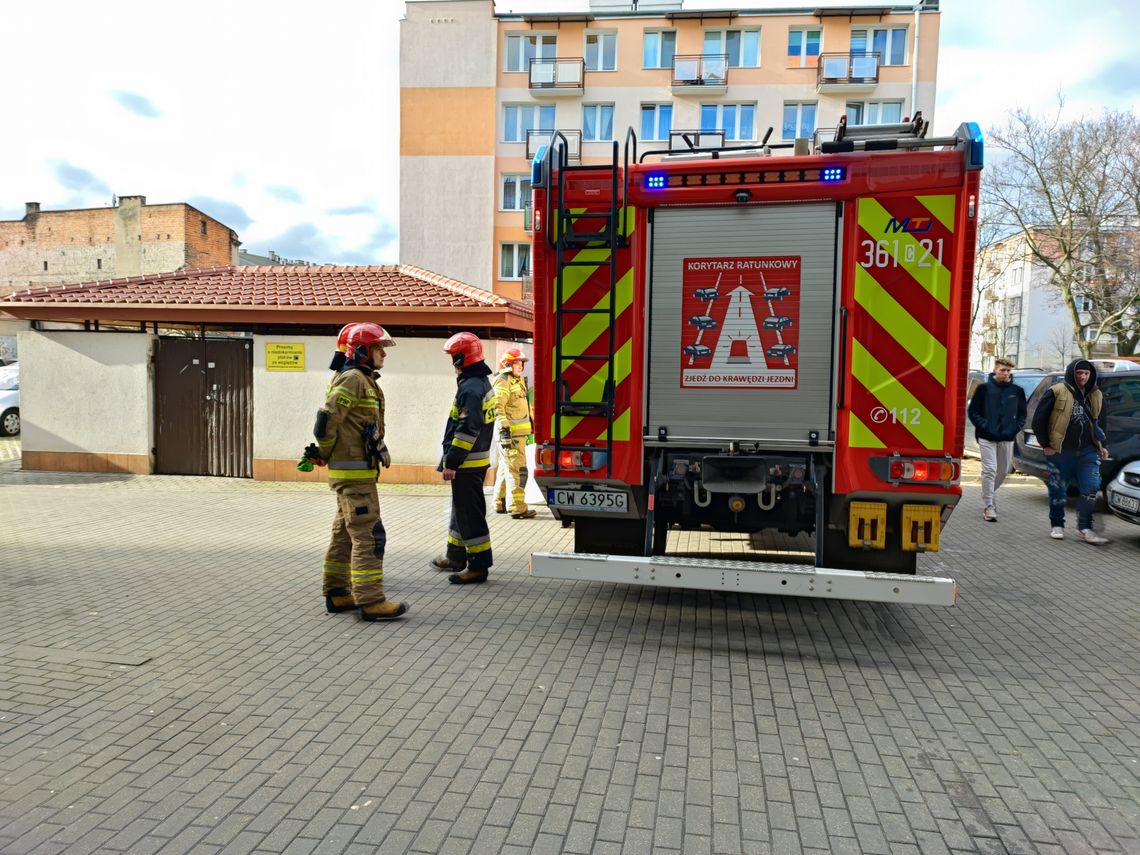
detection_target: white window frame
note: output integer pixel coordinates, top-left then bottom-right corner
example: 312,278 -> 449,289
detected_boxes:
850,27 -> 908,66
585,30 -> 617,72
643,29 -> 676,69
703,28 -> 761,68
640,103 -> 673,141
781,101 -> 817,140
845,100 -> 904,125
504,32 -> 557,73
787,27 -> 821,67
582,103 -> 615,142
500,174 -> 532,212
502,103 -> 555,143
700,102 -> 756,142
500,242 -> 531,281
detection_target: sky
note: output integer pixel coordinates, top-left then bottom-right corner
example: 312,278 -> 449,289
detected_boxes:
3,0 -> 1138,266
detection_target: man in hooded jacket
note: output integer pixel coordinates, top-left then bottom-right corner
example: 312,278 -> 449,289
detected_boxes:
1031,358 -> 1110,544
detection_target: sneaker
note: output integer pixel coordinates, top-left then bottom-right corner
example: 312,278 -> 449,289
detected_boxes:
1075,529 -> 1109,545
1049,527 -> 1065,540
982,506 -> 997,522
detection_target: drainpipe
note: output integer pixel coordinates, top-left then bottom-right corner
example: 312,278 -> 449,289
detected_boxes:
911,1 -> 922,121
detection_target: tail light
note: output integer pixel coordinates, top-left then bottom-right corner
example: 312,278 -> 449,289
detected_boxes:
882,456 -> 959,485
537,446 -> 606,471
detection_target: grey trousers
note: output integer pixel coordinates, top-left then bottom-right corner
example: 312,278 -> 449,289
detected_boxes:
979,438 -> 1013,509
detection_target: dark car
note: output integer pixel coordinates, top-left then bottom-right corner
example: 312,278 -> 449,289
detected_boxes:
688,315 -> 717,330
763,287 -> 791,300
766,343 -> 796,359
683,343 -> 711,358
762,315 -> 794,330
693,288 -> 718,301
963,367 -> 1047,458
1012,364 -> 1140,491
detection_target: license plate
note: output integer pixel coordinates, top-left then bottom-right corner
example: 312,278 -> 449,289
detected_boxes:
549,489 -> 629,512
1110,491 -> 1139,513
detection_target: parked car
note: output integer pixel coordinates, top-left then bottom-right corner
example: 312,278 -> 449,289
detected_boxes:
688,315 -> 717,330
762,315 -> 794,330
766,343 -> 796,359
683,343 -> 711,358
762,287 -> 791,300
963,367 -> 1048,458
0,371 -> 18,437
1012,364 -> 1140,491
1105,460 -> 1140,526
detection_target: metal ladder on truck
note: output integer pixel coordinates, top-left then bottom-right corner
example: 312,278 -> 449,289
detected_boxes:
541,131 -> 634,479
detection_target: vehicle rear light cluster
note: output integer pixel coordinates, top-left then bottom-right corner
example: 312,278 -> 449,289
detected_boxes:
537,448 -> 607,471
887,458 -> 959,484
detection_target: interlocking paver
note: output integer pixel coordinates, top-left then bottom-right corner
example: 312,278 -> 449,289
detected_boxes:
1,464 -> 1139,853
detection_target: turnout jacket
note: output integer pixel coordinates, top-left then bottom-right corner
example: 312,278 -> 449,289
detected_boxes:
967,373 -> 1027,442
315,361 -> 384,481
441,362 -> 495,471
492,371 -> 532,438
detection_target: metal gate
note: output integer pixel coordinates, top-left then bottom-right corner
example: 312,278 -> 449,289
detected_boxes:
155,337 -> 253,477
647,203 -> 841,445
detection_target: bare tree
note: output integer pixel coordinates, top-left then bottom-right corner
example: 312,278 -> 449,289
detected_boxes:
986,105 -> 1140,357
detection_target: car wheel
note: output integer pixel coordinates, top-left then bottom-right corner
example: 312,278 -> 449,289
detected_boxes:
0,407 -> 18,437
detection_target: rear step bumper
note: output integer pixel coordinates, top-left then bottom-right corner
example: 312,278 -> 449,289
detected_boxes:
529,552 -> 956,606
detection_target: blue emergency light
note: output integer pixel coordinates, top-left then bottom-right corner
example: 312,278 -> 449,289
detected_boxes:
821,166 -> 846,182
645,173 -> 667,190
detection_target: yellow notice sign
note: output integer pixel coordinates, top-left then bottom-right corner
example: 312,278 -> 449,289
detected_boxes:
266,342 -> 306,371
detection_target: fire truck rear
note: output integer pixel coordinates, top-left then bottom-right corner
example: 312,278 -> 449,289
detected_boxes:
528,116 -> 984,606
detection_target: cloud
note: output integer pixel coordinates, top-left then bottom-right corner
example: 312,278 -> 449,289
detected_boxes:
186,196 -> 253,231
266,185 -> 303,204
53,162 -> 111,196
326,204 -> 375,216
1075,56 -> 1140,99
110,90 -> 160,118
257,220 -> 397,265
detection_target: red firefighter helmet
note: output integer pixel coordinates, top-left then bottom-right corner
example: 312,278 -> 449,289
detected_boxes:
335,323 -> 357,352
443,332 -> 484,368
499,346 -> 527,371
346,323 -> 396,361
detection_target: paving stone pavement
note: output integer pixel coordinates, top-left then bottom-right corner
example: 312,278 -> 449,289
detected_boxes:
1,462 -> 1138,854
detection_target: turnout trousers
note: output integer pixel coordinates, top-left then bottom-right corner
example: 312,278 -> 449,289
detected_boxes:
322,479 -> 387,606
446,467 -> 493,571
494,438 -> 528,514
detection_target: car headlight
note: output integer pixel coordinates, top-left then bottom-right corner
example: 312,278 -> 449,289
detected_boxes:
1124,472 -> 1140,488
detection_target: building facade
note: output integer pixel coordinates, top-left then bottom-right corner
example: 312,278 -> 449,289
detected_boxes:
400,0 -> 942,298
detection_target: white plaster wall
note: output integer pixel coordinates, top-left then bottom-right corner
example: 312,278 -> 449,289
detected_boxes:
401,0 -> 498,88
17,331 -> 153,454
254,335 -> 471,466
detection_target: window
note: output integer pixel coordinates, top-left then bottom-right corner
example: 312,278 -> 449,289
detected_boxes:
505,33 -> 556,72
503,103 -> 555,142
200,219 -> 207,236
96,258 -> 102,270
845,100 -> 903,125
701,103 -> 756,141
500,174 -> 532,211
782,102 -> 817,140
851,27 -> 907,65
787,28 -> 821,67
1006,296 -> 1022,322
582,104 -> 615,141
585,31 -> 616,71
704,29 -> 760,68
43,261 -> 48,271
643,30 -> 676,68
500,243 -> 530,280
641,103 -> 673,141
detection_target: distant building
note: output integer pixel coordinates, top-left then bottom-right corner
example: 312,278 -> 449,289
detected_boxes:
238,249 -> 315,266
0,196 -> 240,298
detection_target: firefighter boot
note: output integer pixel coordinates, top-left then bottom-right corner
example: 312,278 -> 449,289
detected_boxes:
495,500 -> 507,514
449,568 -> 489,585
359,598 -> 409,622
511,508 -> 537,519
431,555 -> 465,572
325,587 -> 356,614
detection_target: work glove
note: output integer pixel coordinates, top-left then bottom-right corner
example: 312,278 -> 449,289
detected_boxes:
500,427 -> 513,449
378,443 -> 391,469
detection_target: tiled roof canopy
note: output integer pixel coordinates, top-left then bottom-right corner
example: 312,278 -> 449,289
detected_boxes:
0,265 -> 532,331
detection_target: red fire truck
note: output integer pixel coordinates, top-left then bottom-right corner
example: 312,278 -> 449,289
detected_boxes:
527,116 -> 983,606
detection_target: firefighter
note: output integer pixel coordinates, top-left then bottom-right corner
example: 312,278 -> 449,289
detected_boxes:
314,322 -> 409,621
432,331 -> 496,584
492,346 -> 536,519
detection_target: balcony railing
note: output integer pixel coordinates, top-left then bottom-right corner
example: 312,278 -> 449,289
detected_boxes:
529,57 -> 585,94
668,129 -> 726,152
817,53 -> 880,90
671,54 -> 728,91
526,129 -> 580,162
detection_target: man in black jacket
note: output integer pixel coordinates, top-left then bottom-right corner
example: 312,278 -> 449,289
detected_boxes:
967,357 -> 1027,522
432,332 -> 497,583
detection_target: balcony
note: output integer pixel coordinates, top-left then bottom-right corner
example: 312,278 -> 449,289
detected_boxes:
671,54 -> 728,94
523,202 -> 533,233
526,129 -> 580,163
816,53 -> 880,92
529,58 -> 585,96
668,129 -> 726,152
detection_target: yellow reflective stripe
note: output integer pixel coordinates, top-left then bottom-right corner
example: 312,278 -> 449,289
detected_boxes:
557,338 -> 633,437
916,194 -> 956,232
858,198 -> 951,309
324,561 -> 349,569
447,534 -> 464,546
466,540 -> 493,554
451,437 -> 474,450
328,468 -> 378,480
854,265 -> 947,384
601,408 -> 630,442
351,569 -> 384,582
848,412 -> 887,448
459,453 -> 490,468
449,404 -> 459,418
509,424 -> 532,436
851,340 -> 944,448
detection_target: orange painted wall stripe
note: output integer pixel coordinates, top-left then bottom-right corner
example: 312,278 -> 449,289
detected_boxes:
401,88 -> 496,156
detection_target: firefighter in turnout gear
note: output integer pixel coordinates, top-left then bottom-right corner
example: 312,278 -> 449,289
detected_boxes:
314,323 -> 409,621
432,332 -> 496,584
492,347 -> 535,519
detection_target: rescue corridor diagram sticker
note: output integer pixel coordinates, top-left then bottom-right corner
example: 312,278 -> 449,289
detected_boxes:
680,256 -> 801,388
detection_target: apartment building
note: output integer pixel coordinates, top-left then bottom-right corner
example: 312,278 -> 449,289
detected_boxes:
400,0 -> 942,299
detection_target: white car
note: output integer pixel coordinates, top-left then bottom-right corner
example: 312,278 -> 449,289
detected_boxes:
0,376 -> 18,437
1105,460 -> 1140,526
